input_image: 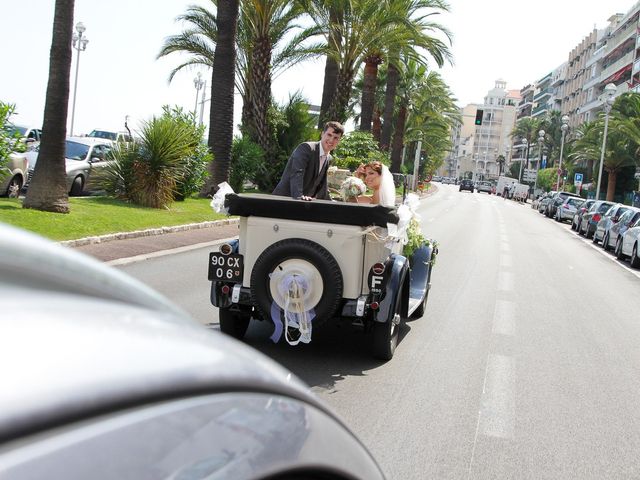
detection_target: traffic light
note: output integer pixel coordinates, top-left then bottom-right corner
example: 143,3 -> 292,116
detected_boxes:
474,109 -> 484,125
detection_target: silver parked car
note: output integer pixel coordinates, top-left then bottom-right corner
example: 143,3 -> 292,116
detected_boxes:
593,203 -> 631,245
0,152 -> 29,197
602,207 -> 640,252
554,196 -> 584,223
0,223 -> 386,480
615,216 -> 640,268
25,137 -> 113,195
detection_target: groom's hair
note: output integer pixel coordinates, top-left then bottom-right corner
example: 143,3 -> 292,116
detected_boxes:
323,121 -> 344,135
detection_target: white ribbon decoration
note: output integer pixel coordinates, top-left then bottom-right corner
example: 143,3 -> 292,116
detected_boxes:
210,182 -> 235,214
269,271 -> 314,345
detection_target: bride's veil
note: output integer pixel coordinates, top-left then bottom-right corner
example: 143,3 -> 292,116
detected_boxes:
378,165 -> 396,206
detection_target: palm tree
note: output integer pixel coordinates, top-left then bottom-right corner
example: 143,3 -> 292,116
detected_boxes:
360,0 -> 451,133
203,0 -> 239,195
23,0 -> 74,213
511,117 -> 542,168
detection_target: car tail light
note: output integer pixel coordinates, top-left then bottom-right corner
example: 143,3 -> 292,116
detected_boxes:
370,301 -> 380,310
371,263 -> 385,275
593,214 -> 601,222
221,285 -> 230,295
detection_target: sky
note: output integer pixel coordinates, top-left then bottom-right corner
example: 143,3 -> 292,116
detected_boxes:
1,0 -> 638,135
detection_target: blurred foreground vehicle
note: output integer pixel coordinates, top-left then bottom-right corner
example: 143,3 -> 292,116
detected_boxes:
602,207 -> 640,252
0,223 -> 386,480
25,137 -> 113,196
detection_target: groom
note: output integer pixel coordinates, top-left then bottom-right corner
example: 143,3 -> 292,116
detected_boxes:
272,121 -> 344,200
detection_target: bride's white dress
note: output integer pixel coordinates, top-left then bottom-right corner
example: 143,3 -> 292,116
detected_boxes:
377,165 -> 396,207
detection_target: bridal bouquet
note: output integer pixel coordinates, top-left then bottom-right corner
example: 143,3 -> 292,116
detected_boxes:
339,176 -> 367,201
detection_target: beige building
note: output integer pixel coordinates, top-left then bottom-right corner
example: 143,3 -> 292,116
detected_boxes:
561,29 -> 598,128
443,103 -> 479,179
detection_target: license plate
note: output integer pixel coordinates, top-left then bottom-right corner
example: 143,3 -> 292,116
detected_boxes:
208,252 -> 243,282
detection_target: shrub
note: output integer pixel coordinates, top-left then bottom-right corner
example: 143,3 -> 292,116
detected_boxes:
229,136 -> 264,192
0,102 -> 23,181
332,131 -> 389,171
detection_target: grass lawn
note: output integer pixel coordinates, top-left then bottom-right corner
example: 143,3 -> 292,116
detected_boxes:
0,196 -> 228,241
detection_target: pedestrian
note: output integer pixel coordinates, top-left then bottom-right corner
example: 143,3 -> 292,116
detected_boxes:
272,121 -> 344,200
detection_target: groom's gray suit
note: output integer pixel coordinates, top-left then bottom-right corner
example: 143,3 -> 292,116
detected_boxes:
272,141 -> 330,200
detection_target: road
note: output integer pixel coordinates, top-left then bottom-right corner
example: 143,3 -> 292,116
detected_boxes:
120,184 -> 640,479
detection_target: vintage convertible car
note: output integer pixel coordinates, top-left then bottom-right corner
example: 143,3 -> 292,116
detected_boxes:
208,193 -> 436,360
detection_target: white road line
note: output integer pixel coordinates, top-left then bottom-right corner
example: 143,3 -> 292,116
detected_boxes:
492,300 -> 516,336
500,241 -> 510,253
499,255 -> 512,268
500,234 -> 509,242
107,236 -> 237,266
550,221 -> 640,280
478,354 -> 516,439
497,271 -> 514,292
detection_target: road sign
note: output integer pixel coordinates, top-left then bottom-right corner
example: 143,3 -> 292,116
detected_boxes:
523,168 -> 537,182
574,172 -> 583,186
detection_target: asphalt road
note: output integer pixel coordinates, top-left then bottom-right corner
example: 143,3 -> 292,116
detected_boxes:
120,184 -> 640,479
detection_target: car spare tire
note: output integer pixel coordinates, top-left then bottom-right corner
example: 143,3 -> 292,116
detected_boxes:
250,238 -> 343,328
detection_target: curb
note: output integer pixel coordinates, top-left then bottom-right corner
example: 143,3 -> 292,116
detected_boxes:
60,218 -> 240,248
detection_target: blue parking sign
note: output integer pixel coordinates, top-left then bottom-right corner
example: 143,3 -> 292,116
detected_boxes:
574,173 -> 583,185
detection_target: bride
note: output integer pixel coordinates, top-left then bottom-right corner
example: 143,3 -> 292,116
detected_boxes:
354,161 -> 396,206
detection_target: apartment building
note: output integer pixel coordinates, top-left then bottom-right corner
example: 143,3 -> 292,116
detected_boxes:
443,103 -> 478,179
561,29 -> 599,128
472,80 -> 520,181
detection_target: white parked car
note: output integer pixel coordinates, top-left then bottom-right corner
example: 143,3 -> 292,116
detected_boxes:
25,137 -> 114,196
615,216 -> 640,268
0,152 -> 29,197
87,129 -> 132,143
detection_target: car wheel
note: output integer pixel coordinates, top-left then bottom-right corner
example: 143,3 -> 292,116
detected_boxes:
5,176 -> 23,198
219,308 -> 251,339
69,176 -> 84,196
615,238 -> 626,260
603,232 -> 611,251
372,280 -> 405,362
250,238 -> 343,330
630,244 -> 640,269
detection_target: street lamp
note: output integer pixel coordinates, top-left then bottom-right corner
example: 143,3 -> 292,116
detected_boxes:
70,22 -> 89,136
519,138 -> 528,183
596,83 -> 617,200
534,129 -> 545,193
193,72 -> 204,119
557,114 -> 570,190
412,133 -> 422,190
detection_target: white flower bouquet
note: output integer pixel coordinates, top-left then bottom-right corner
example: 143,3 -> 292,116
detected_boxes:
339,176 -> 367,201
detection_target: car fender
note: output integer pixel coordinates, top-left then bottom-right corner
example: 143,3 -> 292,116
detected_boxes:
409,244 -> 434,306
374,254 -> 409,323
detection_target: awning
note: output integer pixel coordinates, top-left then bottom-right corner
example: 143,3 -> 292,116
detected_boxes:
601,63 -> 632,85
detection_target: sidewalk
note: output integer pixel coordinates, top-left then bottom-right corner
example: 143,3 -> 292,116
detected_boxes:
69,185 -> 438,263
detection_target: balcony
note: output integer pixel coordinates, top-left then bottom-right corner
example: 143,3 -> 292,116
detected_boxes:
586,44 -> 607,68
582,73 -> 602,91
533,87 -> 552,101
531,103 -> 549,116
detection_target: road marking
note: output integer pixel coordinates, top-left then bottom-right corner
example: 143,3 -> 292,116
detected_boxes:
497,271 -> 513,291
500,233 -> 509,242
478,354 -> 516,439
107,236 -> 238,266
500,241 -> 510,253
499,255 -> 512,267
492,300 -> 515,336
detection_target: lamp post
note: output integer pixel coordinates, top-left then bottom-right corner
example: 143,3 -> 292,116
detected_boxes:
193,72 -> 204,119
534,129 -> 545,193
519,138 -> 528,183
557,114 -> 570,191
70,22 -> 89,136
596,83 -> 617,200
412,134 -> 422,190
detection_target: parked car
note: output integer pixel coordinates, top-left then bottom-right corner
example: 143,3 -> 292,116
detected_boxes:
4,124 -> 42,151
593,203 -> 631,245
459,179 -> 474,192
0,152 -> 29,197
615,216 -> 640,268
578,201 -> 615,238
554,196 -> 584,223
547,191 -> 581,218
603,206 -> 640,252
476,181 -> 493,194
571,199 -> 596,231
0,222 -> 386,480
25,137 -> 114,196
87,129 -> 132,143
537,191 -> 557,214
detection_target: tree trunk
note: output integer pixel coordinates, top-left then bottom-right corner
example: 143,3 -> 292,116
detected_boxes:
326,69 -> 353,124
606,169 -> 617,201
390,104 -> 407,173
202,0 -> 239,196
248,35 -> 272,156
372,106 -> 382,143
359,56 -> 381,132
587,159 -> 594,182
318,8 -> 341,129
380,58 -> 399,151
23,0 -> 74,213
